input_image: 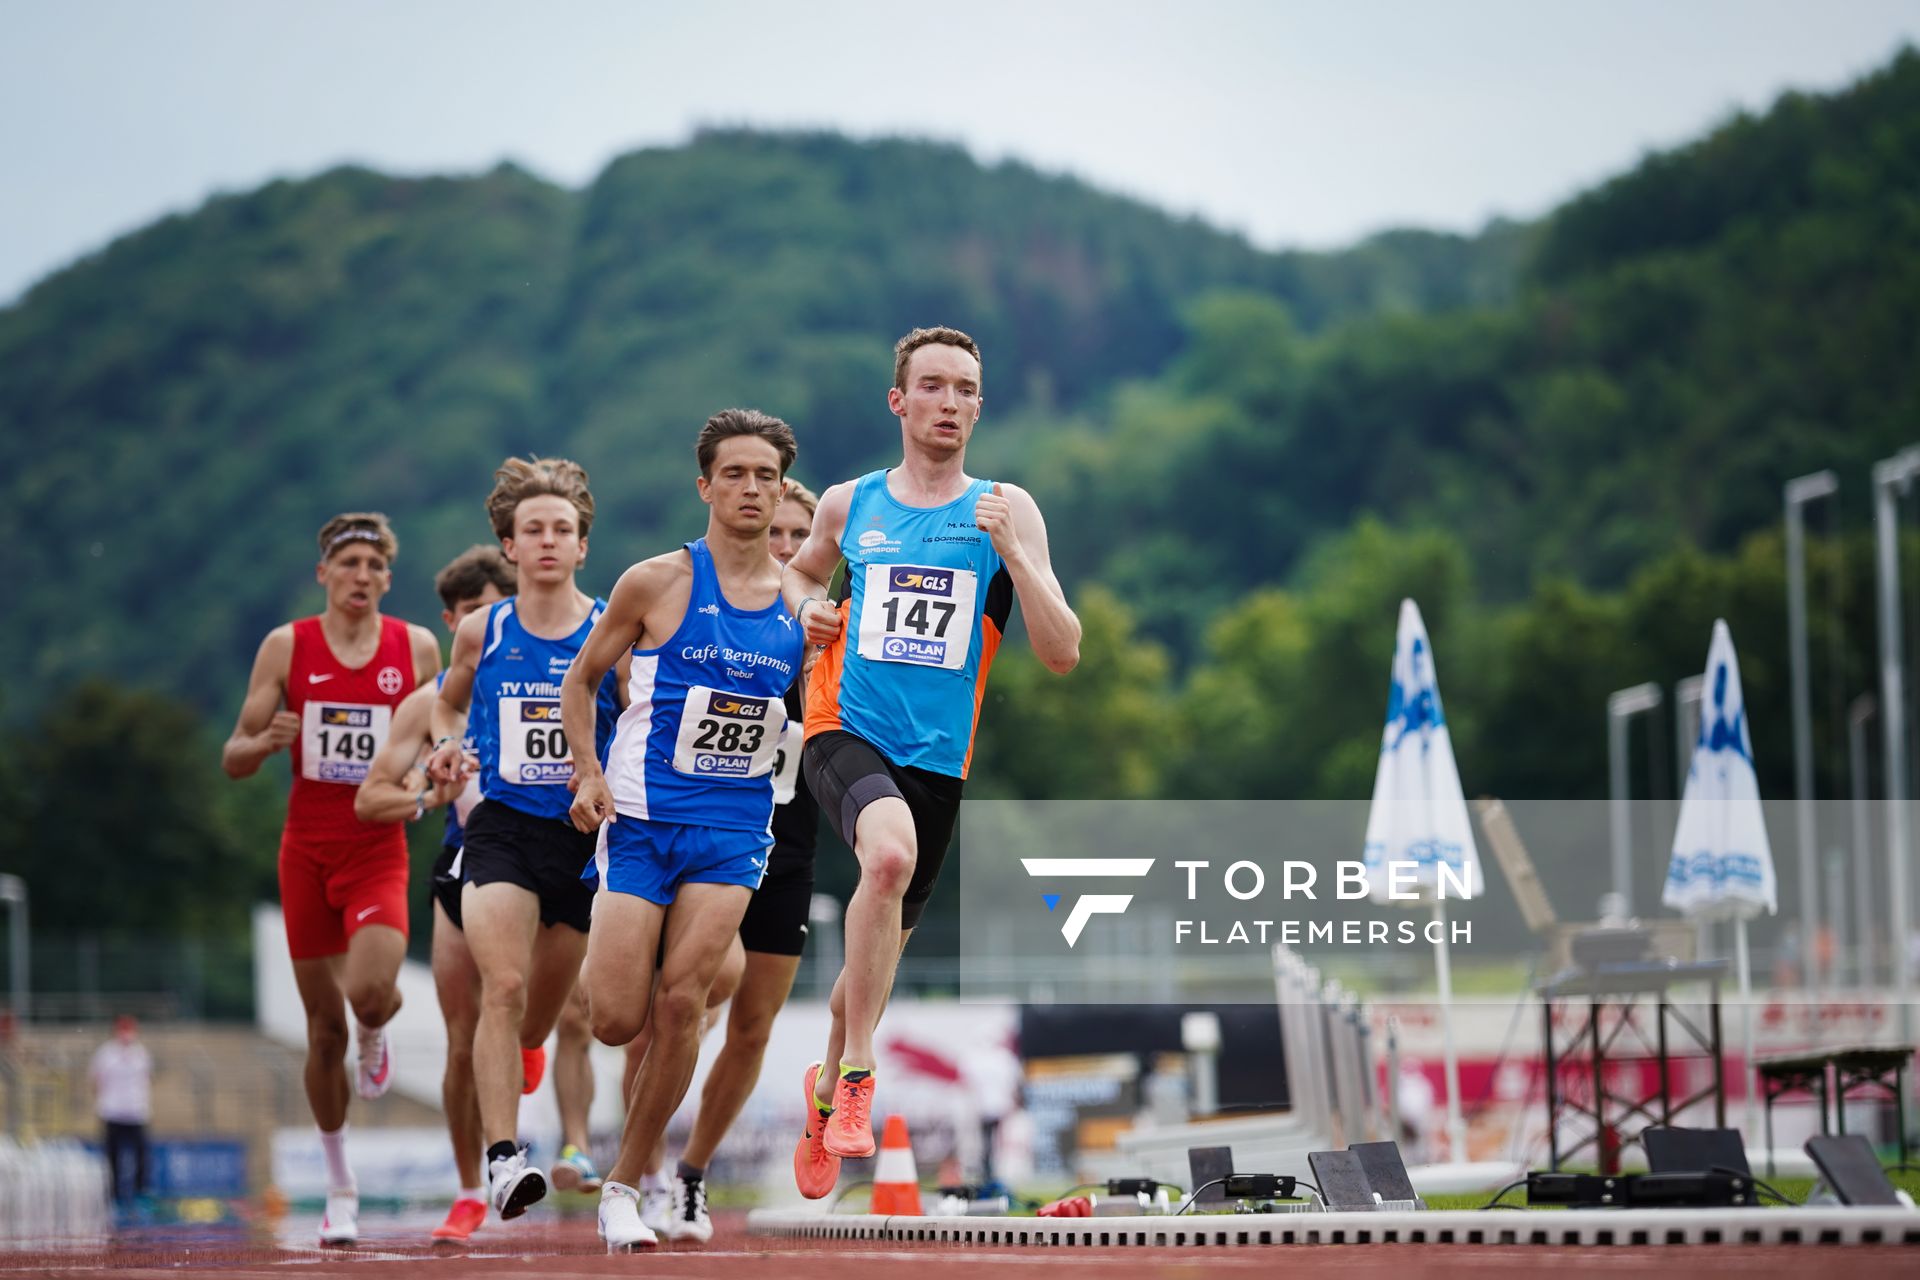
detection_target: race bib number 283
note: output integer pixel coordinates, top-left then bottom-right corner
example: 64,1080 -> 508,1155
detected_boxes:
672,686 -> 782,778
856,563 -> 977,671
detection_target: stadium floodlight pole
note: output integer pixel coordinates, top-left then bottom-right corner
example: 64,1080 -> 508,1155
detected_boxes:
1675,675 -> 1705,791
1872,446 -> 1920,1039
0,874 -> 26,1024
1675,675 -> 1707,956
1848,694 -> 1876,986
1786,469 -> 1839,988
1608,682 -> 1664,915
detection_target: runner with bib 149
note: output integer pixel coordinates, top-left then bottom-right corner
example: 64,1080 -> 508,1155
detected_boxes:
781,326 -> 1080,1197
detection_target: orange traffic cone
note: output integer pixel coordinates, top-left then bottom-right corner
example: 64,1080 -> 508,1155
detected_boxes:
869,1114 -> 923,1215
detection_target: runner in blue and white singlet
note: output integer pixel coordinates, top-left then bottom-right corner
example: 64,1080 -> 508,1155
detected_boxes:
426,458 -> 625,1225
560,409 -> 803,1251
469,597 -> 623,818
597,538 -> 802,857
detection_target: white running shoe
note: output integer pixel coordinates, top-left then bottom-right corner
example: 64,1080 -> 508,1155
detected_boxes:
317,1189 -> 359,1245
354,1025 -> 393,1099
639,1178 -> 672,1233
668,1172 -> 713,1243
598,1181 -> 659,1253
487,1145 -> 547,1220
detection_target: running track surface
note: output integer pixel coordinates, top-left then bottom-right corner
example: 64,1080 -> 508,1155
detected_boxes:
3,1209 -> 1916,1277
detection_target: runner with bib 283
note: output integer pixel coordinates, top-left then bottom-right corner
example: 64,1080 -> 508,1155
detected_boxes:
562,409 -> 805,1254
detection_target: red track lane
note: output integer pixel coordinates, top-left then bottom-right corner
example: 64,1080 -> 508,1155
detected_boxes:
2,1211 -> 1915,1277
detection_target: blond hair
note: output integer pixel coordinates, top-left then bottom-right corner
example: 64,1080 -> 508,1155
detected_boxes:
485,456 -> 594,541
780,478 -> 819,515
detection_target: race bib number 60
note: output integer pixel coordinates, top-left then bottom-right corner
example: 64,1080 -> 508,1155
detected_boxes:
857,563 -> 977,670
672,686 -> 783,778
301,702 -> 391,784
498,697 -> 572,785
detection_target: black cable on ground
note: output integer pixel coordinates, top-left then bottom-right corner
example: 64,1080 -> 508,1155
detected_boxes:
1477,1178 -> 1529,1210
1711,1165 -> 1797,1206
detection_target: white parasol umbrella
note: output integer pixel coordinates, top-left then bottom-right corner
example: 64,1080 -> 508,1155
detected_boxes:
1363,598 -> 1483,1163
1663,618 -> 1776,1143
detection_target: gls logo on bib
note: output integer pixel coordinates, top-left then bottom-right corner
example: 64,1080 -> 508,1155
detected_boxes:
890,568 -> 953,595
708,693 -> 769,719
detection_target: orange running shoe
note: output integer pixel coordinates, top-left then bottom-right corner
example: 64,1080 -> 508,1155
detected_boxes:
823,1067 -> 876,1159
792,1061 -> 842,1199
521,1046 -> 546,1095
431,1196 -> 486,1243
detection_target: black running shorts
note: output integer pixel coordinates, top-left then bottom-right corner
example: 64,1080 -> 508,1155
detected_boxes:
459,798 -> 595,933
430,841 -> 465,931
801,729 -> 963,931
737,845 -> 816,956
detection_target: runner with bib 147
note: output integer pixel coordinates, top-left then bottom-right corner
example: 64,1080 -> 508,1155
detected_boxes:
780,326 -> 1080,1197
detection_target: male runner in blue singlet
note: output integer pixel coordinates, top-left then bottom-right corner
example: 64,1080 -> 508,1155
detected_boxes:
561,409 -> 803,1252
781,327 -> 1080,1195
425,458 -> 626,1222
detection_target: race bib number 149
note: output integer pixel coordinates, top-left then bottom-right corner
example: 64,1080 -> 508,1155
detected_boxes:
857,563 -> 977,670
301,702 -> 391,784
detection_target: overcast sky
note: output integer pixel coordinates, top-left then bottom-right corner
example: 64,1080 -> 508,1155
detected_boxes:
3,0 -> 1916,303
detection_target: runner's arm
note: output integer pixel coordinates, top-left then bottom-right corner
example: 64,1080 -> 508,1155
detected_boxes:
221,626 -> 297,779
427,607 -> 485,782
563,560 -> 666,830
782,481 -> 851,645
982,483 -> 1079,674
407,623 -> 443,687
357,683 -> 463,823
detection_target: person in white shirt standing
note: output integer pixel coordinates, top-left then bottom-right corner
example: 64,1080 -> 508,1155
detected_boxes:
91,1015 -> 153,1204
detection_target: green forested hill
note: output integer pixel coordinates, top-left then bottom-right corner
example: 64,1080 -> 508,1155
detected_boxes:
5,56 -> 1917,941
1035,48 -> 1920,637
0,130 -> 1519,717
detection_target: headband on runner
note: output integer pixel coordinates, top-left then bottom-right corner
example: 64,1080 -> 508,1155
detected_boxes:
324,528 -> 386,555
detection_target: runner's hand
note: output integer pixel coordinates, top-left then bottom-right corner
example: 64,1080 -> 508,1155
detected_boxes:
975,483 -> 1022,560
800,597 -> 843,647
570,772 -> 616,834
425,739 -> 465,787
261,711 -> 300,753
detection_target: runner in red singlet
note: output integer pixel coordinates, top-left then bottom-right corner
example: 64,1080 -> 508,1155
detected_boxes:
221,512 -> 440,1246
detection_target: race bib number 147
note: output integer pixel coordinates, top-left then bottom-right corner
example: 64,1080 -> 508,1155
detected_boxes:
856,563 -> 977,671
